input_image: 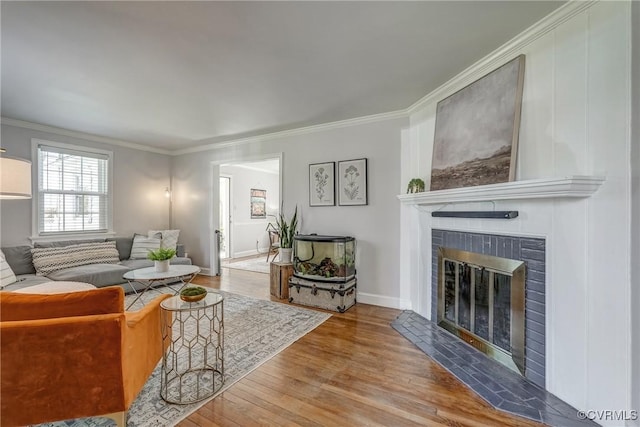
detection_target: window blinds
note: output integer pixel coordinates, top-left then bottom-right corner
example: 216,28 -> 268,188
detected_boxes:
38,144 -> 110,234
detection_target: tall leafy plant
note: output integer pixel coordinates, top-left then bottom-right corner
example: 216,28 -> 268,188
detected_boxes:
276,205 -> 298,249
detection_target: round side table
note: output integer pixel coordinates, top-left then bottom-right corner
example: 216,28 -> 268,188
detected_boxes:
160,292 -> 224,404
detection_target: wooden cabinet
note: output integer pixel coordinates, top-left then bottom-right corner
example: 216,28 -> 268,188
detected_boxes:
270,262 -> 293,299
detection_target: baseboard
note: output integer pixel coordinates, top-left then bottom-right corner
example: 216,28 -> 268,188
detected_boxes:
233,248 -> 267,258
198,267 -> 213,276
357,292 -> 412,310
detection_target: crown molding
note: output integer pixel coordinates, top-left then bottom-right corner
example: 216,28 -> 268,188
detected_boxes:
1,117 -> 172,155
407,0 -> 598,115
170,109 -> 408,156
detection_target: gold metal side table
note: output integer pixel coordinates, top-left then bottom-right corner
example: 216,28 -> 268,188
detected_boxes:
160,292 -> 224,404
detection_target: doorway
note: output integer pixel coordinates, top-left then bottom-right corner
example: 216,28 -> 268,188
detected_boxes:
213,156 -> 281,272
219,175 -> 231,259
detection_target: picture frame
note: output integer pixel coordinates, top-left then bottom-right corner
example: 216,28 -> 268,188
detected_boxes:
250,189 -> 266,218
309,162 -> 335,206
430,55 -> 525,191
338,158 -> 368,206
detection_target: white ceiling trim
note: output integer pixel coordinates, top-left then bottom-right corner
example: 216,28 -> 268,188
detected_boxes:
407,0 -> 596,115
170,109 -> 408,156
1,117 -> 172,155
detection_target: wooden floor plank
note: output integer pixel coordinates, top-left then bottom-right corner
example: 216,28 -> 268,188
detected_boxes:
177,266 -> 545,427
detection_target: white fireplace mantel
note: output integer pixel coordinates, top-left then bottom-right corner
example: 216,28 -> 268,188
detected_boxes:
396,175 -> 605,206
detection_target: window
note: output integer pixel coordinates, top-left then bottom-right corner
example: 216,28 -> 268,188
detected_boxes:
35,141 -> 112,236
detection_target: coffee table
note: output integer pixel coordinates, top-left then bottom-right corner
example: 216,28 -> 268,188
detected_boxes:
123,264 -> 201,310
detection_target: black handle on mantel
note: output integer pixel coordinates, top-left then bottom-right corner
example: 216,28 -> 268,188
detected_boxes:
431,211 -> 519,219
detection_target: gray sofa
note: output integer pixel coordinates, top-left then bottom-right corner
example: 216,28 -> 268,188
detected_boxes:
2,236 -> 192,292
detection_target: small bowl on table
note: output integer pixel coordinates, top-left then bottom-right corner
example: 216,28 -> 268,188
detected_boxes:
180,286 -> 208,302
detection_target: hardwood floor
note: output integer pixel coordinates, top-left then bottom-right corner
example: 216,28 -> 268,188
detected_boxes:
182,268 -> 545,427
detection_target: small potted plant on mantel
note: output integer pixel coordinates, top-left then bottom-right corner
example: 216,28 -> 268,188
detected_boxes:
275,205 -> 298,263
148,248 -> 176,273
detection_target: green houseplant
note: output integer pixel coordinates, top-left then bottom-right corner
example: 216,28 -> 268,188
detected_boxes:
275,205 -> 298,263
148,248 -> 176,273
407,178 -> 426,194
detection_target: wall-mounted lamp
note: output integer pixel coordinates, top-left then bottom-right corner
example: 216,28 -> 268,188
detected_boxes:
165,187 -> 171,199
0,148 -> 32,199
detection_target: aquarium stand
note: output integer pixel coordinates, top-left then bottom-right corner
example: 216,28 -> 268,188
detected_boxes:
289,234 -> 357,312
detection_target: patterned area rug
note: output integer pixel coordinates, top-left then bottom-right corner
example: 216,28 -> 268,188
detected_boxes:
38,285 -> 330,427
222,256 -> 271,274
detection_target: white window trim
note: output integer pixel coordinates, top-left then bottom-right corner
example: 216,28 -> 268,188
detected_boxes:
30,138 -> 115,243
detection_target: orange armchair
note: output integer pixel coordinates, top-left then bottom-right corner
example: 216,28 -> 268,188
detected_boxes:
0,286 -> 171,427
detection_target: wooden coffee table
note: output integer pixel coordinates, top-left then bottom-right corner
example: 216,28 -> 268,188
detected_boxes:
123,264 -> 201,310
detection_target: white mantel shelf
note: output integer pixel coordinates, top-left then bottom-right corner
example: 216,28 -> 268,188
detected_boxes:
396,176 -> 606,206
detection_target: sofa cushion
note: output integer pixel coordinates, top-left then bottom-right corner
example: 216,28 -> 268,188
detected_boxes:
0,250 -> 17,288
0,246 -> 36,275
46,263 -> 131,287
120,257 -> 192,270
1,275 -> 52,291
129,233 -> 161,259
148,229 -> 180,251
31,241 -> 120,276
0,286 -> 124,321
106,237 -> 134,261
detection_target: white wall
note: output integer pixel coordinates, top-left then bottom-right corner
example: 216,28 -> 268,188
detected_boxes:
631,1 -> 640,424
220,163 -> 279,257
172,117 -> 406,307
400,1 -> 633,423
0,124 -> 171,246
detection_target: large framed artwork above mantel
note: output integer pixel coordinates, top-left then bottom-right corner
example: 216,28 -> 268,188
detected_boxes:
430,55 -> 525,191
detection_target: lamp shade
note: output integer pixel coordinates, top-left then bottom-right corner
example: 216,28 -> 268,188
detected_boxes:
0,156 -> 32,199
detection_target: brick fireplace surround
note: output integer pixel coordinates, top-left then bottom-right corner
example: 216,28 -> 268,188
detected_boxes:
392,229 -> 597,426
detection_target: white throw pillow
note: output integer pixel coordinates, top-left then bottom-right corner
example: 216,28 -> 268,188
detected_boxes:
130,234 -> 162,259
0,250 -> 17,288
148,229 -> 180,252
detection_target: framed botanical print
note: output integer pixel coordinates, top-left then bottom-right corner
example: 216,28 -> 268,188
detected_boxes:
309,162 -> 335,206
250,189 -> 266,218
338,158 -> 368,206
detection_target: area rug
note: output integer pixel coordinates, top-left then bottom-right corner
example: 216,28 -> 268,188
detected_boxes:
38,285 -> 330,427
222,256 -> 271,274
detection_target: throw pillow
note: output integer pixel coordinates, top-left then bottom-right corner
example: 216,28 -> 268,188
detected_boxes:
148,229 -> 180,252
31,241 -> 120,276
130,233 -> 162,259
0,250 -> 17,288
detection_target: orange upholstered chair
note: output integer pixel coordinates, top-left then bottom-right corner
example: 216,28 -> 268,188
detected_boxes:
0,286 -> 171,427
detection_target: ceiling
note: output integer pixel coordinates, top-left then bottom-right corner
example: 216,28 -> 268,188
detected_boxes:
1,1 -> 565,152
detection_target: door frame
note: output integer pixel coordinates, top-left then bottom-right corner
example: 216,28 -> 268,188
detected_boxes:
209,152 -> 283,275
219,174 -> 232,259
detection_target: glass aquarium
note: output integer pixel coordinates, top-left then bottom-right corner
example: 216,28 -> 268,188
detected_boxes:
293,235 -> 356,282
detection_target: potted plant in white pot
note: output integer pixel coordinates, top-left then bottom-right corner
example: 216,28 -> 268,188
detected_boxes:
148,248 -> 176,273
275,205 -> 298,263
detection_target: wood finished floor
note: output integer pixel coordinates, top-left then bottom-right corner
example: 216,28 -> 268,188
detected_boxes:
182,267 -> 546,427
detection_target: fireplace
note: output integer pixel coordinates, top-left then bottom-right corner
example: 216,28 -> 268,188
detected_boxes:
437,247 -> 525,375
432,229 -> 546,387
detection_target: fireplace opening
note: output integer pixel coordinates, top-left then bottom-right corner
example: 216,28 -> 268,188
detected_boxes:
437,247 -> 525,375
